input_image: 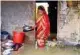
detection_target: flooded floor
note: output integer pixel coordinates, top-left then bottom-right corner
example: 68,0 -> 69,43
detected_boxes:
13,43 -> 80,55
12,33 -> 80,55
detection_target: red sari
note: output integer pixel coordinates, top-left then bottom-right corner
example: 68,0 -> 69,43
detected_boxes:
36,13 -> 50,40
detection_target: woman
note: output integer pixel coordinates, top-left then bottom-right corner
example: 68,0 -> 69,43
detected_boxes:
36,6 -> 50,48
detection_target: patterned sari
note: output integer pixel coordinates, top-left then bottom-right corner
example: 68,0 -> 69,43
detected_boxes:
36,13 -> 50,40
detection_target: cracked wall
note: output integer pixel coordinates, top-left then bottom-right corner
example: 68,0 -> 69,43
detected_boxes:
57,1 -> 80,45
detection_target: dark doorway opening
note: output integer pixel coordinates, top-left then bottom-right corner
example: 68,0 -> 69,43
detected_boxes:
48,1 -> 57,33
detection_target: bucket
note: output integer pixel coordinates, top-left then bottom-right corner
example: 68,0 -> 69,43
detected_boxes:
13,31 -> 25,44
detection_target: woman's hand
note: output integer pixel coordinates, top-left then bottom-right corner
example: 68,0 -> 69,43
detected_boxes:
31,25 -> 36,30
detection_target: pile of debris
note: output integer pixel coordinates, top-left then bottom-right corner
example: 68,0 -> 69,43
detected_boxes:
1,31 -> 14,55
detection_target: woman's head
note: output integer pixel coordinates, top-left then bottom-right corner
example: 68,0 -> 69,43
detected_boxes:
37,6 -> 46,15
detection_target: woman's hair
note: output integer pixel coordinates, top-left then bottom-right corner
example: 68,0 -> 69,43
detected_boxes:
38,5 -> 45,11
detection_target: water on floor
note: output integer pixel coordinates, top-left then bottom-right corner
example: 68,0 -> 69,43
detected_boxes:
12,42 -> 80,55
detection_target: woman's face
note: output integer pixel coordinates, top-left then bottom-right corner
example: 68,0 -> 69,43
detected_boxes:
38,9 -> 44,15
